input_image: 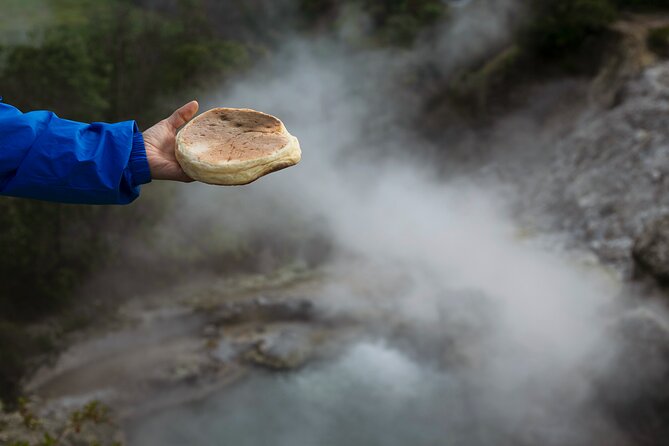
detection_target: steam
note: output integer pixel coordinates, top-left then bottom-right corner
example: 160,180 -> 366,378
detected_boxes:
133,1 -> 668,445
433,0 -> 525,69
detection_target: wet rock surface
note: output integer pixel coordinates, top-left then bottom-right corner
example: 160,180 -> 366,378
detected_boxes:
633,215 -> 669,284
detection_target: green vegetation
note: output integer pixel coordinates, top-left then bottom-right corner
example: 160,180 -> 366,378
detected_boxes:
361,0 -> 447,45
612,0 -> 669,9
299,0 -> 337,23
0,323 -> 53,406
0,201 -> 104,321
0,198 -> 108,403
442,0 -> 669,115
524,0 -> 617,58
0,1 -> 250,124
1,0 -> 96,44
299,0 -> 448,45
522,0 -> 669,62
1,30 -> 108,121
0,399 -> 121,445
649,25 -> 669,56
448,45 -> 524,116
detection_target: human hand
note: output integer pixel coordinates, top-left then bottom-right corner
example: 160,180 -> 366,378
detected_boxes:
143,100 -> 199,182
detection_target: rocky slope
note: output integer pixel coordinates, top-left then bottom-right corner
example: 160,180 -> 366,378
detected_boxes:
503,15 -> 669,286
535,61 -> 669,281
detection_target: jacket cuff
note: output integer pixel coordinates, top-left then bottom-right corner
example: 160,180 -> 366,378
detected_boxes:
128,125 -> 152,186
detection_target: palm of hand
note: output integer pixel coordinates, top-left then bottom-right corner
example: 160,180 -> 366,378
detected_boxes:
143,101 -> 199,182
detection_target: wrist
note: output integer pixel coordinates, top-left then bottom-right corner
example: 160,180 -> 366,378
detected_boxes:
129,126 -> 152,186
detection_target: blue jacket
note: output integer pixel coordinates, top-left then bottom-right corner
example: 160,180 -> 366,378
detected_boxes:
0,101 -> 152,204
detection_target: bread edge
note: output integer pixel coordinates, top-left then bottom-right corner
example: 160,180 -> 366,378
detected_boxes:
175,108 -> 302,185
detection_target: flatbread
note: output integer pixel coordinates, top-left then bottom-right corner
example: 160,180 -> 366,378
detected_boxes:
175,108 -> 301,185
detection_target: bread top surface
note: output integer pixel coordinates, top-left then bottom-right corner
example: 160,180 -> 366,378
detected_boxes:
178,108 -> 292,164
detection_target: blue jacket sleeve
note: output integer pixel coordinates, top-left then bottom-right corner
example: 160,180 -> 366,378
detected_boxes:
0,101 -> 152,204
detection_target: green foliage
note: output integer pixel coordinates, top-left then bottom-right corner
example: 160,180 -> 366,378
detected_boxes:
0,200 -> 104,321
362,0 -> 447,45
612,0 -> 669,9
299,0 -> 337,22
648,25 -> 669,56
362,0 -> 444,26
1,398 -> 121,445
68,401 -> 111,434
82,0 -> 250,123
524,0 -> 617,57
0,29 -> 108,121
444,0 -> 669,117
164,41 -> 250,93
298,0 -> 447,45
0,321 -> 50,403
0,0 -> 250,123
1,0 -> 96,45
448,45 -> 523,115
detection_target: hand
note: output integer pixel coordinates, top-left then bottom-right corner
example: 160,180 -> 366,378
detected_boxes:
143,100 -> 199,182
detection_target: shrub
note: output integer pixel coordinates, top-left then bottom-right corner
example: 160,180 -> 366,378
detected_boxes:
299,0 -> 338,23
0,200 -> 104,322
613,0 -> 669,9
0,322 -> 40,405
364,0 -> 446,45
1,398 -> 121,445
0,29 -> 108,121
523,0 -> 617,57
298,0 -> 447,45
448,45 -> 524,115
648,25 -> 669,56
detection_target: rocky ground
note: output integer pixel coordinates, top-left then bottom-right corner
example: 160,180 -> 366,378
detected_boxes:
19,267 -> 336,431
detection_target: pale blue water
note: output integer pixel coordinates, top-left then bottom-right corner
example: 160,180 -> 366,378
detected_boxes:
127,342 -> 599,446
127,342 -> 491,446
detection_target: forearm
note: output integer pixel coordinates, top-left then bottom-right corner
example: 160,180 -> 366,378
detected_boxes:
0,102 -> 152,204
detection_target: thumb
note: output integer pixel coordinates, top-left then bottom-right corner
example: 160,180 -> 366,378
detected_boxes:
166,100 -> 199,130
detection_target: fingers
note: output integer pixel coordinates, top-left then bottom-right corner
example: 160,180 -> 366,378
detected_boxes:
166,100 -> 199,130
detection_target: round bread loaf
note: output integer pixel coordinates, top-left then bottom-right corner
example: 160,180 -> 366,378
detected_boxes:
175,108 -> 301,185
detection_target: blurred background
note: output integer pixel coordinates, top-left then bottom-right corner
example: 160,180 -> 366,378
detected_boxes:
5,0 -> 669,445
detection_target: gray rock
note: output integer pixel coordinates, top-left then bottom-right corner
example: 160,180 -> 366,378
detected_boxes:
243,326 -> 315,371
211,297 -> 314,325
633,215 -> 669,284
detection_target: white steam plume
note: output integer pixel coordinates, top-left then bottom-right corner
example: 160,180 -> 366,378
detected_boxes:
135,1 -> 669,444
